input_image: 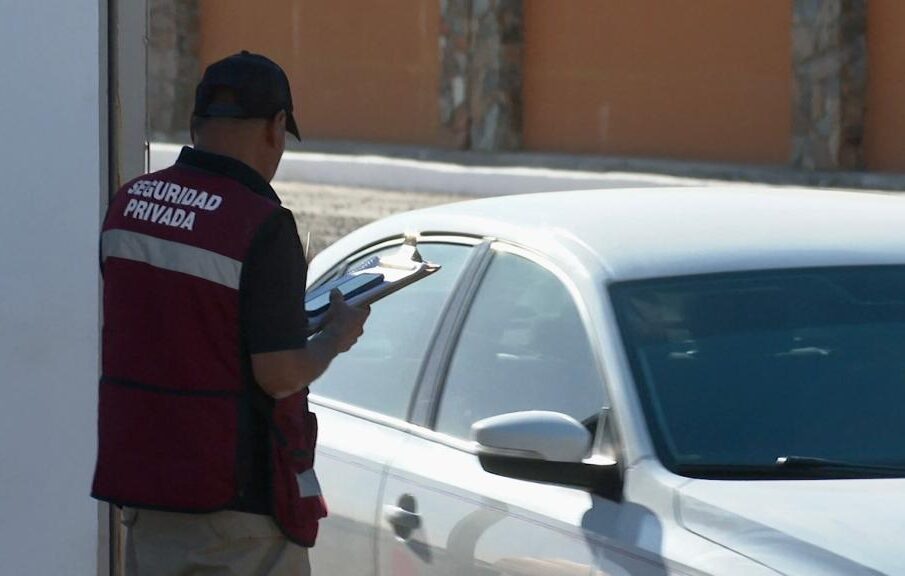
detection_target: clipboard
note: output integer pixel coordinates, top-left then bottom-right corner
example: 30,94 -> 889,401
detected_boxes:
305,236 -> 441,334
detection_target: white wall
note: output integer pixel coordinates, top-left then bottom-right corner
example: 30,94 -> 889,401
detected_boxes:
0,0 -> 105,573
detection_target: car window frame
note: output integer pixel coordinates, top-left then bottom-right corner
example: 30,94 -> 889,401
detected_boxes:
413,240 -> 615,456
307,234 -> 485,430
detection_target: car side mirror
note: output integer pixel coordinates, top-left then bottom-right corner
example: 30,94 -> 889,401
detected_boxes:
472,410 -> 622,500
472,410 -> 592,462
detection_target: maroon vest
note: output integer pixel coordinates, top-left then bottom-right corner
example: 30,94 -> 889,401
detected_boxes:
92,163 -> 326,546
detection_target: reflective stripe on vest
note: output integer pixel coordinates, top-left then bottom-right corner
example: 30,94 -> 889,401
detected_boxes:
102,229 -> 242,290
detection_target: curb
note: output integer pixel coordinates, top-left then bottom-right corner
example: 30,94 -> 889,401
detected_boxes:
150,142 -> 899,196
150,143 -> 741,197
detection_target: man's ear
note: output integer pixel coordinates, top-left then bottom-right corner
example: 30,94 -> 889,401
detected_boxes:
267,110 -> 287,147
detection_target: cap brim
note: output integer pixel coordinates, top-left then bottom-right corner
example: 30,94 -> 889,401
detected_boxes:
287,113 -> 301,140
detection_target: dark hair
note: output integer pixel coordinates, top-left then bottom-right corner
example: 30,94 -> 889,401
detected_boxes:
190,115 -> 208,134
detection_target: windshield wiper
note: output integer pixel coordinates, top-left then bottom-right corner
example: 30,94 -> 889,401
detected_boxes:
775,455 -> 905,475
675,457 -> 905,480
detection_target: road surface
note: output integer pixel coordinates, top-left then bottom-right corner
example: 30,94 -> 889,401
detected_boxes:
275,181 -> 468,257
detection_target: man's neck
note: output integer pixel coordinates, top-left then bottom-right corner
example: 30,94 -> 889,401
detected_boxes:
194,141 -> 270,183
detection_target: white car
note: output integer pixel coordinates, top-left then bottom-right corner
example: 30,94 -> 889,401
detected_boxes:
306,187 -> 905,576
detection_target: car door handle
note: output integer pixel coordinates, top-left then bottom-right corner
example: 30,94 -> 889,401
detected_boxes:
383,505 -> 421,531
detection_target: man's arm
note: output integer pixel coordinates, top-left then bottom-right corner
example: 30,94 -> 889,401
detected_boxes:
252,291 -> 369,399
242,209 -> 370,400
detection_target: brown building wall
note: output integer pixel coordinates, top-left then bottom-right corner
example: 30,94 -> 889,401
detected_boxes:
522,0 -> 792,164
865,1 -> 905,172
199,0 -> 440,144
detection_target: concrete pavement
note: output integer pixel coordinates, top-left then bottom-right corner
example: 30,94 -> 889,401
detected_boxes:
149,142 -> 895,257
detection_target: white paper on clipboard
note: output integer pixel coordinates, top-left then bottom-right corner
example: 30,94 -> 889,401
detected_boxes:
305,239 -> 441,334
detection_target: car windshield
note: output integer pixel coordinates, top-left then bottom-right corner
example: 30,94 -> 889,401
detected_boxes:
611,266 -> 905,478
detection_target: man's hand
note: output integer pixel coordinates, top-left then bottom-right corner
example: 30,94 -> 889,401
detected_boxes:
251,290 -> 370,399
321,289 -> 370,353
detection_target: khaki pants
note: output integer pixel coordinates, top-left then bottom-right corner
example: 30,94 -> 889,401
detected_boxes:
123,508 -> 310,576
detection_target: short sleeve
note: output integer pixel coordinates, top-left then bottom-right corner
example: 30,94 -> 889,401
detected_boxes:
241,208 -> 309,354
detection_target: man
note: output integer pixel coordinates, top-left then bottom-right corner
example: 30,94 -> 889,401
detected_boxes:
92,51 -> 369,575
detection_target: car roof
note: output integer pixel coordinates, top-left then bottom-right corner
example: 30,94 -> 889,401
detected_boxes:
312,187 -> 905,282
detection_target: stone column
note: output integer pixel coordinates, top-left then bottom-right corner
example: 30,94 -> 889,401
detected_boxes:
791,0 -> 867,170
469,0 -> 523,151
148,0 -> 200,139
438,0 -> 523,151
438,0 -> 472,149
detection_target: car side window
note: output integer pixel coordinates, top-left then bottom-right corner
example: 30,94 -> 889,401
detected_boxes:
435,249 -> 605,439
312,243 -> 472,419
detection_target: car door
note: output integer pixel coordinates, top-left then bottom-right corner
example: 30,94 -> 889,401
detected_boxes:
308,240 -> 477,576
377,243 -> 668,576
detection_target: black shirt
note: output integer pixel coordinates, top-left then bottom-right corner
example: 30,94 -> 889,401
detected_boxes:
177,147 -> 308,514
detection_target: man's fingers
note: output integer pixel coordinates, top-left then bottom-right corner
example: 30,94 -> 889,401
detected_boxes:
323,290 -> 369,353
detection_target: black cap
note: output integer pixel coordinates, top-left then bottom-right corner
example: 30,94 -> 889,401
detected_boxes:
193,50 -> 300,140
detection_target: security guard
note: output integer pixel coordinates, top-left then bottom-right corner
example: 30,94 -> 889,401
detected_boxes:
92,51 -> 369,575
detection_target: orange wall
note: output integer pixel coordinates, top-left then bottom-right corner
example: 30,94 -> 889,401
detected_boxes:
199,0 -> 440,144
865,1 -> 905,172
522,0 -> 792,164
